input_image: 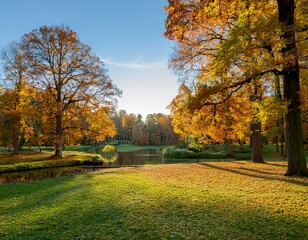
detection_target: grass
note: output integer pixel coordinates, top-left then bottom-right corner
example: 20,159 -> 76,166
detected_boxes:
116,144 -> 165,153
0,151 -> 98,173
0,161 -> 307,239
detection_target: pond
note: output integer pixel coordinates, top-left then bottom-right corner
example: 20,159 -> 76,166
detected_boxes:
0,149 -> 166,184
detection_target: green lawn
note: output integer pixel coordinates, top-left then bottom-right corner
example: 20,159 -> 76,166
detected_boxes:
0,151 -> 97,173
0,162 -> 307,239
116,144 -> 165,152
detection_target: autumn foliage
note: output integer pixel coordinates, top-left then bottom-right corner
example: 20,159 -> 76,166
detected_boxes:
0,25 -> 121,157
164,0 -> 308,175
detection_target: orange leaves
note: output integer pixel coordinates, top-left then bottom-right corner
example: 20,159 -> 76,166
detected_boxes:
19,25 -> 122,154
169,85 -> 252,144
164,0 -> 301,148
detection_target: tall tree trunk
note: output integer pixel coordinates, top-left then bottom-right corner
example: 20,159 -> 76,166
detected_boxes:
251,121 -> 264,163
55,111 -> 63,158
55,87 -> 63,158
277,0 -> 308,175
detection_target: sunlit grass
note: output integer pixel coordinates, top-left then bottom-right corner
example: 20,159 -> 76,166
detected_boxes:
0,162 -> 307,239
116,144 -> 164,152
0,151 -> 97,172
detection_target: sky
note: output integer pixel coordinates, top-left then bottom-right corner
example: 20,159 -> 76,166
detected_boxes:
0,0 -> 179,118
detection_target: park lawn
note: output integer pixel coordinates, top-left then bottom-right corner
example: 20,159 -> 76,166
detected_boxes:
0,151 -> 97,173
116,144 -> 165,152
0,161 -> 307,239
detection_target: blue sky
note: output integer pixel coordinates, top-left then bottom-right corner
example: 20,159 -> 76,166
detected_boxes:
0,0 -> 178,118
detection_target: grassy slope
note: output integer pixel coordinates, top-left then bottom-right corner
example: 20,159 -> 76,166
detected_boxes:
0,151 -> 96,172
0,162 -> 307,240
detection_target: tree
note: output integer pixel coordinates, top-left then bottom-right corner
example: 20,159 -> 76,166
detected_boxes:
122,113 -> 137,141
157,114 -> 179,144
22,25 -> 121,157
165,0 -> 308,175
277,0 -> 308,175
169,85 -> 252,156
0,42 -> 29,154
132,121 -> 147,145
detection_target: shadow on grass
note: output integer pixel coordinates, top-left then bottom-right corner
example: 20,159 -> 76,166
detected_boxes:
1,172 -> 307,240
196,162 -> 308,187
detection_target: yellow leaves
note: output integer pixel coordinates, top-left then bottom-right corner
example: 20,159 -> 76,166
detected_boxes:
170,85 -> 253,144
165,0 -> 304,147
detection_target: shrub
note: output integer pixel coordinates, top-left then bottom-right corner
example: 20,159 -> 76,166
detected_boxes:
163,148 -> 229,159
102,145 -> 116,153
188,142 -> 203,152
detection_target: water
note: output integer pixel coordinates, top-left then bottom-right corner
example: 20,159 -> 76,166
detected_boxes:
103,149 -> 164,166
0,149 -> 164,183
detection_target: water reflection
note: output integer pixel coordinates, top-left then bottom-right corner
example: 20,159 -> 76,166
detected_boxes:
100,153 -> 118,163
104,149 -> 163,166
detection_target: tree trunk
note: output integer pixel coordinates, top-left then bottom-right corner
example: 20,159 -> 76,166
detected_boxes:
226,139 -> 234,158
277,0 -> 308,175
280,134 -> 285,157
37,141 -> 42,153
55,86 -> 63,158
251,121 -> 264,163
239,141 -> 244,150
12,125 -> 19,155
274,75 -> 285,157
275,137 -> 279,153
250,82 -> 264,163
55,111 -> 63,158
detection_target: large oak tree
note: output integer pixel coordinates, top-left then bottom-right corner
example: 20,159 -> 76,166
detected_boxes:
22,25 -> 121,157
277,0 -> 307,175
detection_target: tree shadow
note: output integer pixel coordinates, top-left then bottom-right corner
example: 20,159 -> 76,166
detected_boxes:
196,162 -> 308,187
266,162 -> 289,167
3,175 -> 308,240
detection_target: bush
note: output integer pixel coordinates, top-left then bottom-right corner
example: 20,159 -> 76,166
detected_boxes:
163,148 -> 229,159
188,142 -> 203,152
102,145 -> 116,153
